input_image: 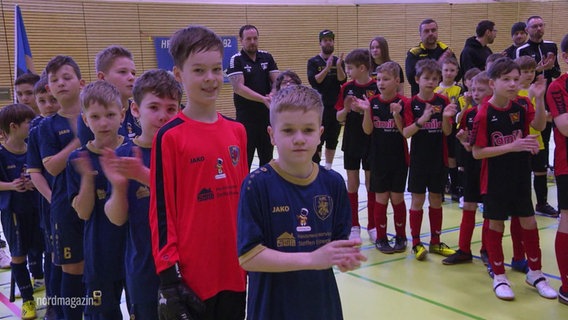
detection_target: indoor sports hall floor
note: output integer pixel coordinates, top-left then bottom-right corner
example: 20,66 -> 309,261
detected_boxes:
1,140 -> 568,319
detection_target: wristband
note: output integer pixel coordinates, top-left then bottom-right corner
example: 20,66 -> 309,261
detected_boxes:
415,121 -> 423,128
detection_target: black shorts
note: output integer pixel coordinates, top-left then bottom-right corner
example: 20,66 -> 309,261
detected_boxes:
320,107 -> 341,151
1,211 -> 42,257
557,174 -> 568,210
447,129 -> 457,158
203,290 -> 246,320
531,149 -> 547,172
483,191 -> 534,221
462,156 -> 482,203
408,165 -> 447,194
344,153 -> 370,171
370,163 -> 408,193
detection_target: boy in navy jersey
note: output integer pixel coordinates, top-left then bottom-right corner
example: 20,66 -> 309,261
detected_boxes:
40,55 -> 85,320
238,84 -> 366,320
67,80 -> 127,318
102,69 -> 182,319
402,59 -> 457,261
357,62 -> 409,254
443,72 -> 491,265
0,104 -> 40,319
27,76 -> 62,319
78,45 -> 138,145
545,33 -> 568,305
149,25 -> 248,320
15,73 -> 40,115
335,48 -> 380,242
471,57 -> 556,301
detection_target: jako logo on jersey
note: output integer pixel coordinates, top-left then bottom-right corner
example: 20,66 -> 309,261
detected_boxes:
491,129 -> 522,146
197,188 -> 214,201
59,129 -> 70,135
190,156 -> 204,164
272,206 -> 290,213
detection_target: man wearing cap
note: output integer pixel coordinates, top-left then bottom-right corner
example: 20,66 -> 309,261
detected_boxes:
405,18 -> 457,96
460,20 -> 497,73
307,29 -> 346,169
227,24 -> 280,169
503,22 -> 528,59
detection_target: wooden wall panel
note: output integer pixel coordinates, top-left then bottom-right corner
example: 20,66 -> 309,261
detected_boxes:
1,0 -> 567,113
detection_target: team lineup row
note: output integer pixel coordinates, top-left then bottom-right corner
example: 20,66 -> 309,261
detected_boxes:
4,17 -> 568,320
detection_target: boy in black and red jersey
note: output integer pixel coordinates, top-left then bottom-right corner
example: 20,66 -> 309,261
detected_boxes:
471,57 -> 556,301
335,48 -> 379,243
546,33 -> 568,305
402,59 -> 457,261
149,25 -> 248,319
357,62 -> 409,254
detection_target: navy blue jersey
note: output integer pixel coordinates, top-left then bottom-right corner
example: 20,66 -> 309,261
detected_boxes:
0,146 -> 38,215
27,124 -> 53,231
237,162 -> 350,320
30,114 -> 44,129
78,101 -> 139,145
404,93 -> 451,170
367,94 -> 410,168
67,143 -> 126,282
115,139 -> 158,304
335,79 -> 379,157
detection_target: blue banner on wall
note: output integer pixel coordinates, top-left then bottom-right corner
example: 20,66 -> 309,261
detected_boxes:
154,36 -> 238,83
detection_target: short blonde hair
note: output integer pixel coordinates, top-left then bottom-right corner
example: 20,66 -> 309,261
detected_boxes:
269,85 -> 323,125
80,80 -> 122,111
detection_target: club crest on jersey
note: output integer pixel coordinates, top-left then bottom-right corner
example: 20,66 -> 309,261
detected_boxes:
244,65 -> 252,73
228,145 -> 240,166
509,112 -> 520,124
431,105 -> 442,114
296,208 -> 311,232
261,62 -> 268,70
215,158 -> 226,180
366,90 -> 375,98
313,195 -> 333,221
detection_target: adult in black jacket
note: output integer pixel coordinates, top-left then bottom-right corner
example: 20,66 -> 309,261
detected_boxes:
460,20 -> 496,74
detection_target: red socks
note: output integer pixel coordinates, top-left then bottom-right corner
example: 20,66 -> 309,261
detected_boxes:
367,192 -> 376,230
429,207 -> 443,245
409,209 -> 423,246
348,192 -> 359,227
522,227 -> 542,271
374,202 -> 388,240
458,210 -> 476,253
486,228 -> 505,275
510,216 -> 526,261
556,231 -> 568,291
392,201 -> 407,238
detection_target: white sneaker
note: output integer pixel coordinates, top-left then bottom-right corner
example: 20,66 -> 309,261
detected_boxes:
0,248 -> 11,269
367,228 -> 377,243
493,274 -> 514,300
458,196 -> 464,209
526,269 -> 558,299
349,226 -> 361,241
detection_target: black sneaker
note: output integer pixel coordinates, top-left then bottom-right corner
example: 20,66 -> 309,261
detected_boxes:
392,236 -> 407,253
375,238 -> 395,254
535,203 -> 559,217
559,286 -> 568,305
442,249 -> 473,265
480,250 -> 489,266
511,258 -> 529,273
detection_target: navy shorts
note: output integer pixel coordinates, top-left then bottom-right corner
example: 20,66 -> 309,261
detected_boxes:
1,211 -> 42,257
52,218 -> 84,265
408,165 -> 447,194
129,302 -> 158,320
84,279 -> 125,318
557,174 -> 568,211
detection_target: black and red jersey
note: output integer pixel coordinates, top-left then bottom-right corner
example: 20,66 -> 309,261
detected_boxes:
335,79 -> 379,157
546,73 -> 568,176
472,99 -> 535,195
404,93 -> 451,170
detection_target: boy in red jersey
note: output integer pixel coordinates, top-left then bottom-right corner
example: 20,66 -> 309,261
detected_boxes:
149,25 -> 248,319
335,48 -> 379,243
545,33 -> 568,305
472,57 -> 555,301
357,62 -> 410,254
402,59 -> 457,261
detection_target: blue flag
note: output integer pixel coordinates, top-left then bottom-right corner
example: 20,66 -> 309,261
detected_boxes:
15,5 -> 35,78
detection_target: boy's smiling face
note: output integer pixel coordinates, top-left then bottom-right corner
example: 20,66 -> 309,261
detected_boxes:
174,49 -> 223,109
